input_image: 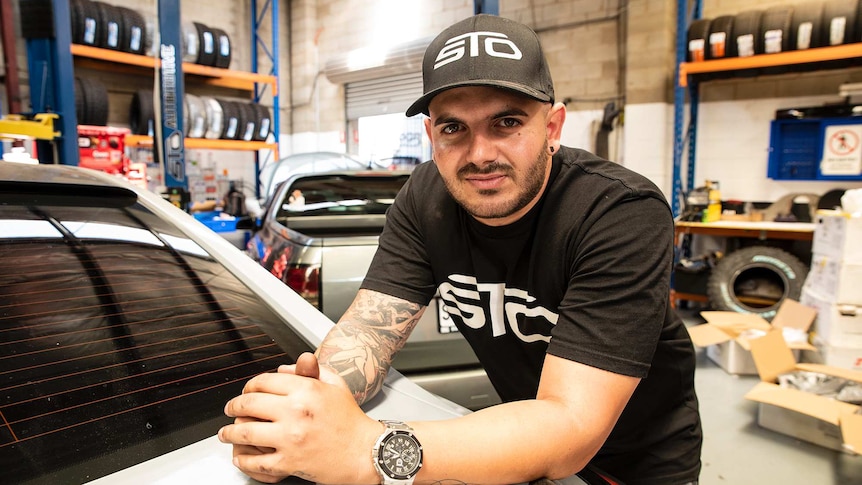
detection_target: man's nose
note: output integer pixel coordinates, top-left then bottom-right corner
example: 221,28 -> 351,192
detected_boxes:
466,131 -> 497,165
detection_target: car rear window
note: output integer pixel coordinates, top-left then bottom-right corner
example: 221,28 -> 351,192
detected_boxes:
0,203 -> 312,484
277,174 -> 409,218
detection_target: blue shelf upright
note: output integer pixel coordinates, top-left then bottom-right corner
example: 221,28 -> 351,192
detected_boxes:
250,0 -> 280,199
21,0 -> 78,166
672,0 -> 703,217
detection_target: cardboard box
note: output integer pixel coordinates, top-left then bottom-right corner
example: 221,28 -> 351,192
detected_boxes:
687,299 -> 816,375
804,341 -> 862,371
801,288 -> 862,347
813,210 -> 862,264
746,330 -> 862,453
804,253 -> 862,305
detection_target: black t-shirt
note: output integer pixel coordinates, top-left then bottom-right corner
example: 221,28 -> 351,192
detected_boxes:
361,146 -> 702,485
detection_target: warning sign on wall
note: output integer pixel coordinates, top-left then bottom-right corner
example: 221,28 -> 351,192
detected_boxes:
821,124 -> 862,176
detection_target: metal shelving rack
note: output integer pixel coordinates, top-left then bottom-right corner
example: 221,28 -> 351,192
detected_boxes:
20,0 -> 280,194
672,0 -> 862,216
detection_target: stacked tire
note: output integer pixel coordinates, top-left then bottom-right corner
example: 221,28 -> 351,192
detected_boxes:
70,0 -> 231,69
74,77 -> 109,126
686,0 -> 862,60
130,91 -> 271,142
70,0 -> 146,54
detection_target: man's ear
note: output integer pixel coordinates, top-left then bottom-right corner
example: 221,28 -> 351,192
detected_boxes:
546,102 -> 566,151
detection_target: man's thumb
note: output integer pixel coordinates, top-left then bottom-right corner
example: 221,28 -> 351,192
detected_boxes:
295,352 -> 320,379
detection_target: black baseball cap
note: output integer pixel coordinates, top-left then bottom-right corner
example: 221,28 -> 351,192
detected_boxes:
406,14 -> 555,117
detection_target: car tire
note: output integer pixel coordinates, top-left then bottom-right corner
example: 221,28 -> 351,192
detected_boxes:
116,6 -> 146,54
194,22 -> 217,66
77,77 -> 109,126
706,246 -> 808,320
130,89 -> 155,135
185,94 -> 207,138
202,96 -> 224,139
687,18 -> 711,62
790,1 -> 826,50
707,15 -> 735,59
217,99 -> 241,140
252,103 -> 272,141
212,27 -> 232,69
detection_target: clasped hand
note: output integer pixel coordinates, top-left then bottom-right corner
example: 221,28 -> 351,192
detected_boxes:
218,353 -> 383,484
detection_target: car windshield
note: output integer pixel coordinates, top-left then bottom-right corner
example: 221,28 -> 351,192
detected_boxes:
259,152 -> 367,197
0,200 -> 311,484
276,174 -> 409,218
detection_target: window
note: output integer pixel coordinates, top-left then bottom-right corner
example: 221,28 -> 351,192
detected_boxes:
0,203 -> 311,484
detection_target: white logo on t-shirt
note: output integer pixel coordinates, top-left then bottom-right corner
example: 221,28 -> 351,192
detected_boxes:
438,274 -> 557,343
434,31 -> 523,70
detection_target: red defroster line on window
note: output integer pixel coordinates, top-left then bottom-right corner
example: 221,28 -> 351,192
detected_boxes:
0,313 -> 250,367
0,352 -> 287,446
0,335 -> 274,402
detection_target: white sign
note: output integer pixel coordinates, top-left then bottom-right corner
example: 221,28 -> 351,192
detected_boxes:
821,124 -> 862,176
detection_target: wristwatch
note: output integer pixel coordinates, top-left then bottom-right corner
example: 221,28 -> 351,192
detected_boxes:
372,420 -> 424,485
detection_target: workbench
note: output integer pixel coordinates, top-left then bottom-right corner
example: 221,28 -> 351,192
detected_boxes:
672,220 -> 816,304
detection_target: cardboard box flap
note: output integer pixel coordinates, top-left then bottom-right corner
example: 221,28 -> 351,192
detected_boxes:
745,382 -> 857,425
841,411 -> 862,454
797,363 -> 862,384
749,329 -> 798,382
686,323 -> 733,347
700,311 -> 772,333
771,299 -> 817,332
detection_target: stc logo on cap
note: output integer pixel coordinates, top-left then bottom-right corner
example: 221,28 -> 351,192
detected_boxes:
433,31 -> 523,70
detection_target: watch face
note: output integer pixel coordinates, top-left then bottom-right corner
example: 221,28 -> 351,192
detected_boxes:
378,430 -> 423,479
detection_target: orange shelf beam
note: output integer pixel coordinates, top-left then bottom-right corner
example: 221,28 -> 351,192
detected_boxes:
124,135 -> 277,153
70,44 -> 277,94
679,43 -> 862,87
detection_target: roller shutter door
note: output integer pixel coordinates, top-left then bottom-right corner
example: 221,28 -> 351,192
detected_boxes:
346,72 -> 424,120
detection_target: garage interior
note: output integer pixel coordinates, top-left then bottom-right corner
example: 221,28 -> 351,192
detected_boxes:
3,0 -> 862,484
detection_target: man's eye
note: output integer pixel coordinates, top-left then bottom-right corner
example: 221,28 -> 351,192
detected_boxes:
498,118 -> 521,128
441,124 -> 460,135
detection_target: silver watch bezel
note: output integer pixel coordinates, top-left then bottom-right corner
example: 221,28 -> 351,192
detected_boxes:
372,421 -> 423,484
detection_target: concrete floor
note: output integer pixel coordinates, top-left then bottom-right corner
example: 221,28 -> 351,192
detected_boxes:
683,308 -> 862,485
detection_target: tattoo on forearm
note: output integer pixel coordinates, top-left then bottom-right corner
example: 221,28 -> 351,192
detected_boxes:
316,290 -> 423,404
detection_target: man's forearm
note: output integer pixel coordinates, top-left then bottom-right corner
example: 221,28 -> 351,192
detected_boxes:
316,289 -> 425,404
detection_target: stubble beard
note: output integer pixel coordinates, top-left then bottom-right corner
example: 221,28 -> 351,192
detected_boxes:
443,141 -> 549,221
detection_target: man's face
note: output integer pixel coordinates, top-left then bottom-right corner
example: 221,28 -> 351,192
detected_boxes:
424,86 -> 561,227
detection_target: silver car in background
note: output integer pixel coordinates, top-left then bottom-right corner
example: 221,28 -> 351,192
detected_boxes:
244,168 -> 502,410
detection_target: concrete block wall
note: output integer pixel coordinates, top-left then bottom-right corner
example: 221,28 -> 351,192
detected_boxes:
5,0 -> 862,203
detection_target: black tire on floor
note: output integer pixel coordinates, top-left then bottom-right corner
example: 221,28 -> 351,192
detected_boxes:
706,246 -> 808,320
707,15 -> 735,59
130,90 -> 155,135
790,1 -> 825,50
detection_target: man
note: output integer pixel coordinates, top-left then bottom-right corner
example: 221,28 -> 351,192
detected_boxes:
219,14 -> 702,485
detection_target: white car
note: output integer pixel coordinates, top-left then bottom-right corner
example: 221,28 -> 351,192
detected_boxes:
0,161 -> 591,485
